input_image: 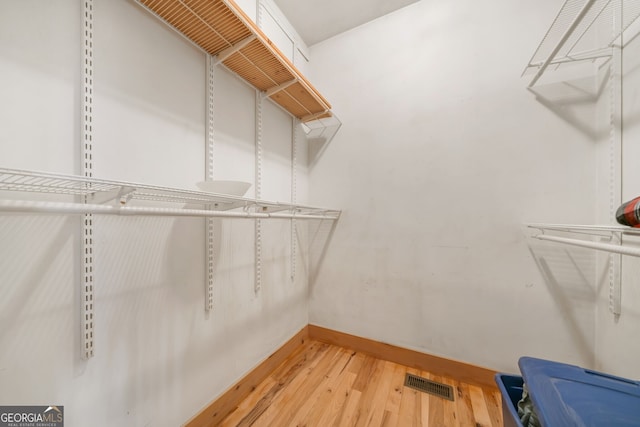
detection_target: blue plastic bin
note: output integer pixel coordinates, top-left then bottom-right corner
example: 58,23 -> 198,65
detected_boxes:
496,357 -> 640,427
495,373 -> 524,427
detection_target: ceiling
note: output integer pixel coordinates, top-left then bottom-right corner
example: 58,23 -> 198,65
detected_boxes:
272,0 -> 420,46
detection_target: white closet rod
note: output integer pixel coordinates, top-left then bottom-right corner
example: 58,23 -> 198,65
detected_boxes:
0,200 -> 337,221
534,234 -> 640,257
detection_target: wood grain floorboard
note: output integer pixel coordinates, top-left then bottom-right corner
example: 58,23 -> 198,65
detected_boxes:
220,340 -> 503,427
484,387 -> 503,427
427,374 -> 445,427
381,363 -> 406,427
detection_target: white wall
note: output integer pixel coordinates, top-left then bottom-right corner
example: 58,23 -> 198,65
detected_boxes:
0,1 -> 78,172
307,0 -> 600,373
0,0 -> 308,425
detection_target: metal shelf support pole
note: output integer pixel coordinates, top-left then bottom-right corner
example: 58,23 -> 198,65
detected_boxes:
205,54 -> 215,312
255,92 -> 263,294
81,0 -> 95,360
609,0 -> 623,315
291,118 -> 298,281
254,0 -> 264,295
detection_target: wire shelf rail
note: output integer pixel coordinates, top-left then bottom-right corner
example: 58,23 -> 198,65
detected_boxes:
0,167 -> 341,220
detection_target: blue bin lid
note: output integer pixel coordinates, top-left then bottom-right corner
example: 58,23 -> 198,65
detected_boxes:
519,357 -> 640,427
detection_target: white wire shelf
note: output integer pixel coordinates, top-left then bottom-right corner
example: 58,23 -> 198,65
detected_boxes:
527,222 -> 635,315
0,167 -> 340,220
527,223 -> 640,257
524,0 -> 640,87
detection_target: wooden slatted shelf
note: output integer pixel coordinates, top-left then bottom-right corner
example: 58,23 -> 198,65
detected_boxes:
136,0 -> 332,122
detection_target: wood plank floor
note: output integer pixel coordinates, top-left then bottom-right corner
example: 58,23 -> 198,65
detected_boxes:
220,340 -> 503,427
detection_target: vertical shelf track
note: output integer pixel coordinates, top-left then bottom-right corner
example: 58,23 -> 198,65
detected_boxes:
254,0 -> 264,295
255,92 -> 263,294
81,0 -> 95,360
609,0 -> 623,315
291,118 -> 298,281
205,54 -> 215,312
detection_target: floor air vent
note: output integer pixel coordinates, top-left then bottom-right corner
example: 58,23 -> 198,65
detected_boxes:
404,373 -> 454,401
